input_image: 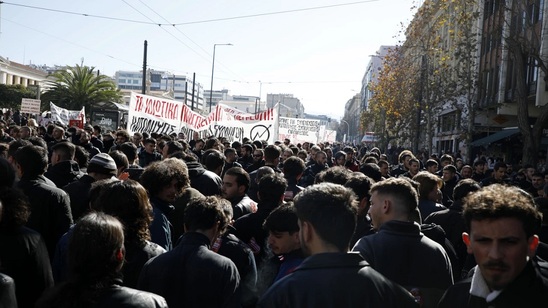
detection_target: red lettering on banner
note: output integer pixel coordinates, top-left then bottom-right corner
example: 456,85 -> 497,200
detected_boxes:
134,95 -> 144,112
143,98 -> 179,120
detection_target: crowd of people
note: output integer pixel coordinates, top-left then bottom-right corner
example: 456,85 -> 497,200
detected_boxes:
0,116 -> 548,307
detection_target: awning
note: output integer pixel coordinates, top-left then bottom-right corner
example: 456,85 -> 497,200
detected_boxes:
470,128 -> 520,147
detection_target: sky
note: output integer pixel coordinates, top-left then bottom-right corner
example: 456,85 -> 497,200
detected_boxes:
0,0 -> 418,119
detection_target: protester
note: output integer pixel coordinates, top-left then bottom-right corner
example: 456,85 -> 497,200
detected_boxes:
438,184 -> 548,307
37,212 -> 167,308
257,183 -> 417,307
138,196 -> 241,307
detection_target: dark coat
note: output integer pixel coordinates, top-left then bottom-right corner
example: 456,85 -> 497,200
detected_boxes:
138,150 -> 162,168
418,199 -> 447,220
438,260 -> 548,307
44,160 -> 83,188
230,195 -> 257,221
299,162 -> 327,187
36,281 -> 168,308
62,174 -> 96,221
186,161 -> 222,196
257,252 -> 418,308
0,273 -> 17,308
123,241 -> 166,289
233,200 -> 279,267
170,187 -> 204,243
138,232 -> 241,308
0,226 -> 53,308
215,225 -> 258,307
17,175 -> 73,259
424,200 -> 468,278
149,197 -> 174,251
352,220 -> 454,290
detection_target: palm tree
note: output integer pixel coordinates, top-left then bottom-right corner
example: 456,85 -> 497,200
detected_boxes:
42,65 -> 122,112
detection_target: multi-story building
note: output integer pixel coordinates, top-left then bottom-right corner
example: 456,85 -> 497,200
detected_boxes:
204,89 -> 230,112
341,93 -> 361,144
115,69 -> 205,111
362,46 -> 393,112
266,93 -> 305,118
218,94 -> 265,114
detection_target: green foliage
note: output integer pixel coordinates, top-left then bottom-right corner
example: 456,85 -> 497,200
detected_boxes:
0,84 -> 37,110
42,65 -> 122,112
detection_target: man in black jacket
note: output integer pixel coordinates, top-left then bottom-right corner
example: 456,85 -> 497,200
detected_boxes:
45,141 -> 84,188
138,196 -> 241,308
222,167 -> 257,220
234,174 -> 287,267
438,184 -> 548,307
257,183 -> 417,307
14,145 -> 73,259
352,177 -> 454,300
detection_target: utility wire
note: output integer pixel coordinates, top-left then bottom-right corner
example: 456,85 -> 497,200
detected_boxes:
0,0 -> 381,26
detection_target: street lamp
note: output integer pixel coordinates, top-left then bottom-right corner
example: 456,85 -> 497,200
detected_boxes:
209,43 -> 233,112
340,119 -> 350,143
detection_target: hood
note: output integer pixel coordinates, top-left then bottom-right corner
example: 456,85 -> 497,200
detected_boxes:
185,161 -> 206,177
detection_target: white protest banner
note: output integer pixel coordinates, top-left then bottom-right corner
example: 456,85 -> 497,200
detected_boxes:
215,103 -> 277,143
278,116 -> 320,144
49,102 -> 85,126
321,128 -> 337,144
21,98 -> 41,114
128,92 -> 185,135
127,92 -> 278,143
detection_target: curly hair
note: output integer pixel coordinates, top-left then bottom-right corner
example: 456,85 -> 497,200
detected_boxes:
463,184 -> 542,237
90,180 -> 153,246
140,158 -> 190,197
0,187 -> 31,230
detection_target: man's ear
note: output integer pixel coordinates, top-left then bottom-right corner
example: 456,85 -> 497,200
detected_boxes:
528,235 -> 540,258
300,220 -> 312,243
462,232 -> 472,254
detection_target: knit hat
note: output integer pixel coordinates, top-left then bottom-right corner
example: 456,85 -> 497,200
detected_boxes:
87,153 -> 117,176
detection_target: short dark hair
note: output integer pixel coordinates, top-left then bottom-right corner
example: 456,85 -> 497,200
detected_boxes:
224,167 -> 250,191
143,138 -> 156,146
453,178 -> 481,201
359,163 -> 382,182
443,164 -> 457,174
426,159 -> 439,168
440,154 -> 454,164
258,174 -> 287,203
371,177 -> 419,214
203,149 -> 225,172
463,184 -> 541,237
165,141 -> 184,157
119,142 -> 138,163
294,183 -> 357,252
14,145 -> 48,177
109,150 -> 129,171
493,161 -> 507,171
52,141 -> 76,161
184,196 -> 229,233
321,166 -> 353,185
345,174 -> 374,202
283,156 -> 305,178
263,145 -> 281,162
413,171 -> 442,200
263,204 -> 299,233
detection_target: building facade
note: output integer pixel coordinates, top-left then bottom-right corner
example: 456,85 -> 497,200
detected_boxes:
115,69 -> 205,111
0,56 -> 48,89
